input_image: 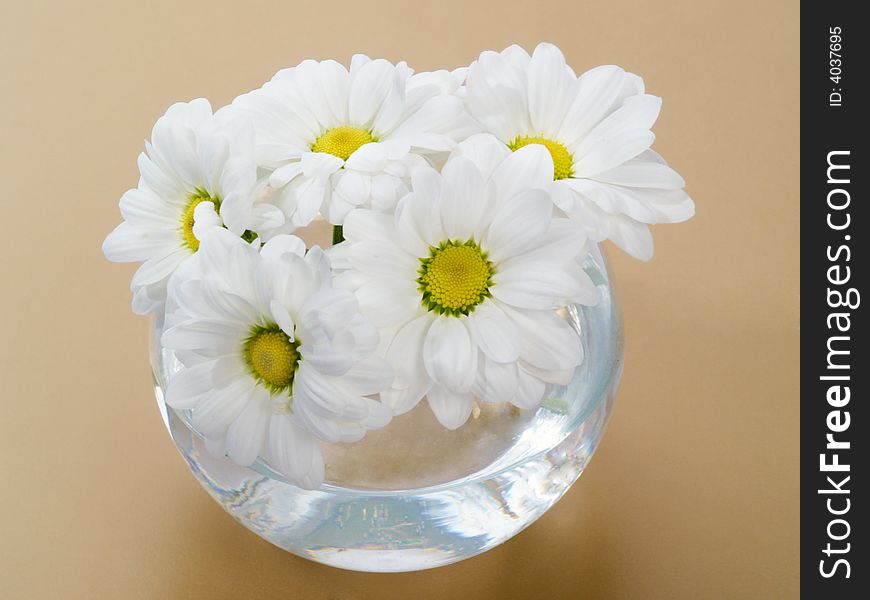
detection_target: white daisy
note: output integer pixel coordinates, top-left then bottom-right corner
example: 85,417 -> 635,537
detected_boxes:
331,137 -> 598,430
161,228 -> 392,489
225,55 -> 475,228
102,99 -> 284,315
464,42 -> 694,260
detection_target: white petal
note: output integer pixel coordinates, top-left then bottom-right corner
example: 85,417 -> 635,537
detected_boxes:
511,368 -> 547,409
131,285 -> 163,315
349,59 -> 401,130
387,95 -> 464,149
270,300 -> 296,339
477,357 -> 518,404
332,171 -> 372,214
198,131 -> 231,194
294,364 -> 354,419
192,201 -> 221,242
269,162 -> 304,188
371,78 -> 406,136
347,239 -> 418,280
484,188 -> 552,261
301,152 -> 344,178
454,133 -> 511,182
343,142 -> 388,172
500,305 -> 583,371
466,300 -> 518,363
165,361 -> 217,409
343,209 -> 396,243
571,95 -> 661,176
593,158 -> 685,189
426,385 -> 474,430
513,217 -> 587,264
490,144 -> 555,200
607,215 -> 655,261
197,227 -> 259,292
500,44 -> 532,68
341,356 -> 394,396
493,256 -> 599,309
527,43 -> 575,137
137,152 -> 185,201
161,318 -> 246,353
102,223 -> 177,263
645,188 -> 695,223
355,279 -> 421,328
131,248 -> 188,287
291,178 -> 328,226
247,203 -> 285,232
558,65 -> 640,146
439,156 -> 485,240
381,313 -> 435,412
118,188 -> 177,227
200,280 -> 262,324
465,50 -> 530,142
299,286 -> 359,341
192,378 -> 254,439
521,361 -> 576,386
369,172 -> 405,212
225,386 -> 271,466
298,59 -> 350,127
395,169 -> 445,253
261,234 -> 306,259
422,317 -> 477,392
291,60 -> 343,132
267,413 -> 324,489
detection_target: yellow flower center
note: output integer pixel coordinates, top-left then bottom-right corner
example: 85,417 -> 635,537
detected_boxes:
508,135 -> 574,180
243,325 -> 301,394
180,189 -> 220,252
311,126 -> 376,161
418,240 -> 494,316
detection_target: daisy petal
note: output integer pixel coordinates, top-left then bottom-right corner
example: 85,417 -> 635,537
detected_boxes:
102,223 -> 177,263
426,385 -> 474,430
225,386 -> 271,466
422,317 -> 476,391
511,368 -> 547,409
131,249 -> 189,287
261,234 -> 306,260
558,65 -> 637,146
341,356 -> 393,395
607,215 -> 655,261
466,300 -> 519,363
593,158 -> 685,189
301,152 -> 344,178
499,305 -> 583,371
440,156 -> 485,240
454,133 -> 512,182
191,377 -> 254,439
494,256 -> 599,309
527,43 -> 575,136
484,188 -> 552,261
477,357 -> 518,404
165,361 -> 217,409
490,144 -> 555,200
381,313 -> 434,413
349,59 -> 401,130
267,413 -> 325,490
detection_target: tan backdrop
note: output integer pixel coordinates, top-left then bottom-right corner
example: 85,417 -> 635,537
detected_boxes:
0,0 -> 799,598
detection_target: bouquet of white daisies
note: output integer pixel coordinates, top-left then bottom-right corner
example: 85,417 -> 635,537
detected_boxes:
103,43 -> 693,489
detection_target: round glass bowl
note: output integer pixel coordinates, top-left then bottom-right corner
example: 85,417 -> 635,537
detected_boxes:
151,242 -> 622,572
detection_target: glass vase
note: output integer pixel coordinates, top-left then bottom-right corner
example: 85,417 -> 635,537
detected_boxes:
151,242 -> 622,572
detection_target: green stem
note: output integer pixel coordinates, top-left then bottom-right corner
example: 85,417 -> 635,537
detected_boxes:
332,225 -> 344,245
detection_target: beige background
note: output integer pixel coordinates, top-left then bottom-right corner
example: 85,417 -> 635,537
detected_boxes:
0,0 -> 799,598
